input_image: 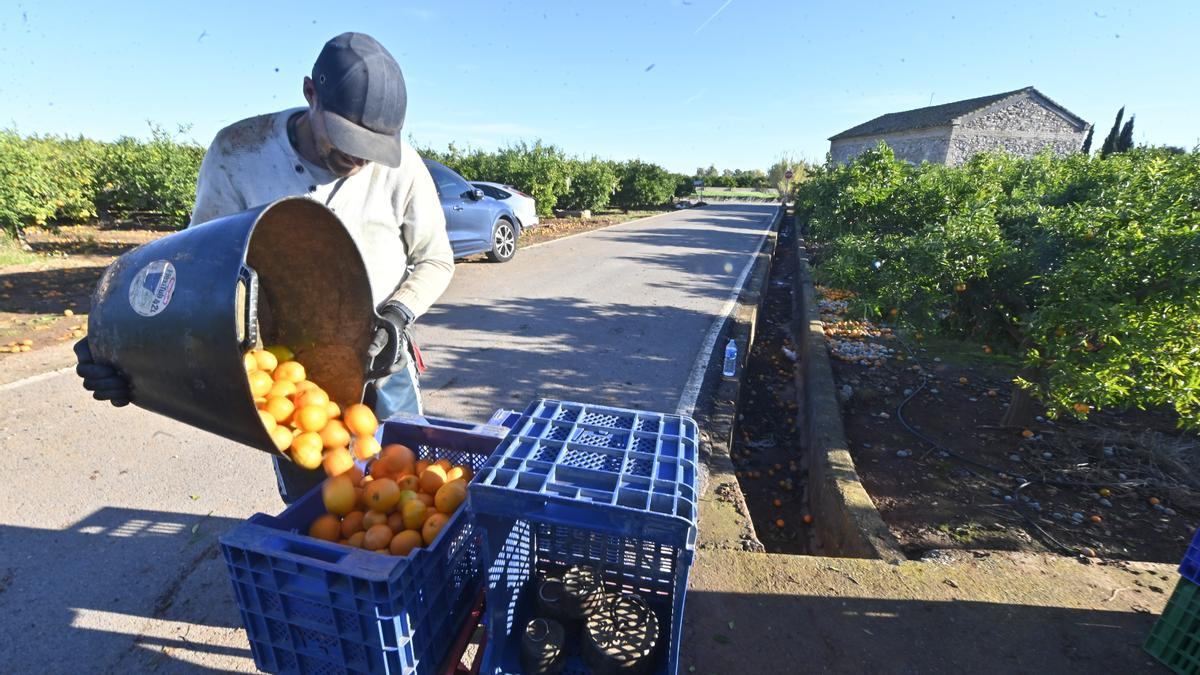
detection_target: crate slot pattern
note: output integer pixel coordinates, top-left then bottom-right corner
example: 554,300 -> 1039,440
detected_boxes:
221,417 -> 507,675
470,400 -> 699,675
1146,577 -> 1200,673
472,400 -> 699,548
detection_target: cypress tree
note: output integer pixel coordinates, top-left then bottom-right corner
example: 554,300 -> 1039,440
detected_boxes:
1117,115 -> 1135,152
1081,127 -> 1094,155
1099,106 -> 1124,158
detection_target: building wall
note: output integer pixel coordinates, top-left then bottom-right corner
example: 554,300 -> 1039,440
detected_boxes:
830,126 -> 951,166
946,94 -> 1088,165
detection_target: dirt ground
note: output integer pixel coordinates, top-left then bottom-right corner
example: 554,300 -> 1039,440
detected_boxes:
815,288 -> 1199,563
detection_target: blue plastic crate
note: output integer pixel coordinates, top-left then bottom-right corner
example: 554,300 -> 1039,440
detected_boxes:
1180,527 -> 1200,586
220,413 -> 512,675
470,400 -> 699,675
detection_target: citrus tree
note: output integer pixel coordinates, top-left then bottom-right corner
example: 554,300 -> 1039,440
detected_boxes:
797,144 -> 1200,427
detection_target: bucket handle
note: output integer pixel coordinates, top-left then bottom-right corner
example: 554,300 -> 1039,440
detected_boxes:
238,266 -> 260,352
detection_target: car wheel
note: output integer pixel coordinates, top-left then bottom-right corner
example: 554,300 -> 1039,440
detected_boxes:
487,218 -> 518,263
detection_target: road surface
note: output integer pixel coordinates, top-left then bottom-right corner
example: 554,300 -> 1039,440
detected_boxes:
0,203 -> 777,672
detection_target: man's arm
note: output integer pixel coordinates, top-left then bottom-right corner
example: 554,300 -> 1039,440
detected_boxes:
384,159 -> 455,318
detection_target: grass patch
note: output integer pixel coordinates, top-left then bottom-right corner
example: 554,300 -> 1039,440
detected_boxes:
0,236 -> 42,267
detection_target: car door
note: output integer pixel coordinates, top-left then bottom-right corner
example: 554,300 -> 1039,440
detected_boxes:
425,161 -> 491,255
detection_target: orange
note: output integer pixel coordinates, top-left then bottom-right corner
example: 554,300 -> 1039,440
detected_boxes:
322,475 -> 356,515
295,379 -> 318,392
397,489 -> 419,507
322,448 -> 355,477
401,499 -> 429,530
415,493 -> 434,508
258,409 -> 277,432
415,459 -> 431,475
396,475 -> 420,493
803,514 -> 814,524
248,370 -> 274,398
343,404 -> 378,437
273,360 -> 306,383
379,444 -> 416,475
363,524 -> 393,550
265,344 -> 295,363
775,518 -> 785,528
387,511 -> 406,532
308,514 -> 340,542
341,511 -> 366,537
435,458 -> 453,472
291,431 -> 323,457
267,379 -> 297,399
1073,402 -> 1090,414
354,435 -> 382,461
446,466 -> 473,483
269,425 -> 294,452
419,465 -> 448,495
292,440 -> 324,470
347,531 -> 366,548
320,419 -> 351,450
370,458 -> 394,480
296,388 -> 330,410
421,513 -> 449,546
265,396 -> 295,424
252,349 -> 279,372
363,511 -> 388,529
325,401 -> 341,419
343,466 -> 365,487
243,353 -> 258,372
364,478 -> 400,513
1021,429 -> 1034,439
295,405 -> 330,433
435,481 -> 467,515
1089,515 -> 1102,524
389,529 -> 423,556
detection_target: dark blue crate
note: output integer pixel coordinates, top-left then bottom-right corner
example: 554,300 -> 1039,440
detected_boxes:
1180,527 -> 1200,586
470,400 -> 698,675
220,413 -> 511,675
470,399 -> 699,550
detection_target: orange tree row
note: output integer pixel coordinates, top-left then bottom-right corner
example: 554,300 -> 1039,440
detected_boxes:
795,144 -> 1200,428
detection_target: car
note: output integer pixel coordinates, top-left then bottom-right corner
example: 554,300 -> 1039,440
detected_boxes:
470,181 -> 539,229
422,159 -> 520,262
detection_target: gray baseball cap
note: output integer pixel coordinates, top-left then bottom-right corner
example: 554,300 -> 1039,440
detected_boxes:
311,32 -> 406,167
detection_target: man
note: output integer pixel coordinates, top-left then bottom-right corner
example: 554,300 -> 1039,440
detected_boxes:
75,32 -> 455,502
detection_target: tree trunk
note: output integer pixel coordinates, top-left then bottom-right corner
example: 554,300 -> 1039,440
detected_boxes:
1001,365 -> 1042,428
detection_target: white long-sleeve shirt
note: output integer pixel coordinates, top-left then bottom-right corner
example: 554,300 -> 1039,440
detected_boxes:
190,108 -> 454,317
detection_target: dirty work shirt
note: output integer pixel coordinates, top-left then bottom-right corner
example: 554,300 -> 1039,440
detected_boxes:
190,107 -> 454,316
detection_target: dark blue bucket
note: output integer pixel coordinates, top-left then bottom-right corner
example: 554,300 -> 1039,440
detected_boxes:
87,197 -> 376,453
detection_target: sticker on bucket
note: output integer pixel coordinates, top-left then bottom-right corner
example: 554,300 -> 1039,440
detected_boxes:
128,260 -> 177,317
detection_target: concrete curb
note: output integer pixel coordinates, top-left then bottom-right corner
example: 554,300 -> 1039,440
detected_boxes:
794,234 -> 907,563
695,205 -> 783,553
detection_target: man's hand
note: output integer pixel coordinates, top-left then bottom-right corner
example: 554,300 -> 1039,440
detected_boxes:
74,338 -> 131,407
367,302 -> 413,377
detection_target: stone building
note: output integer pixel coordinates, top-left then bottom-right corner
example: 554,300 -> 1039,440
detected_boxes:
829,87 -> 1091,166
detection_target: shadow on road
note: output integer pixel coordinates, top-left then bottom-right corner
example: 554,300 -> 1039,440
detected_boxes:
0,266 -> 103,315
0,506 -> 254,673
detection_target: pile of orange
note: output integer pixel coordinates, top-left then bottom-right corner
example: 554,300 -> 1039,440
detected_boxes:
244,345 -> 381,473
0,339 -> 33,353
309,443 -> 472,556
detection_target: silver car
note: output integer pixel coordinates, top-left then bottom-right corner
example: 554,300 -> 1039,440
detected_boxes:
470,181 -> 539,229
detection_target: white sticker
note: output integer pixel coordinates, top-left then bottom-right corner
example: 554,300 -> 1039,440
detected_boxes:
128,260 -> 177,317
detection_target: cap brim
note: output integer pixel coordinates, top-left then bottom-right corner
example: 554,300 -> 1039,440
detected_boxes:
321,110 -> 403,168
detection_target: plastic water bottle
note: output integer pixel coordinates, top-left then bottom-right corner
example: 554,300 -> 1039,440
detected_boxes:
722,339 -> 737,377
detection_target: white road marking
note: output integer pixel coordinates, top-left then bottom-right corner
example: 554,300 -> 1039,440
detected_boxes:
0,365 -> 74,393
675,208 -> 780,417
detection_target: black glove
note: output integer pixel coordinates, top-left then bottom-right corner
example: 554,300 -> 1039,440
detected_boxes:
367,302 -> 414,378
74,338 -> 131,407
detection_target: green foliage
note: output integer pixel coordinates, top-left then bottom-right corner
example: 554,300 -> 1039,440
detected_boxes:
425,140 -> 569,217
0,131 -> 103,236
797,143 -> 1200,427
673,173 -> 694,198
1118,115 -> 1135,152
560,158 -> 618,211
1100,106 -> 1124,158
93,125 -> 205,226
612,160 -> 675,211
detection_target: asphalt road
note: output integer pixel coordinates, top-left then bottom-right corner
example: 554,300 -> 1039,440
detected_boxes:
0,202 -> 777,673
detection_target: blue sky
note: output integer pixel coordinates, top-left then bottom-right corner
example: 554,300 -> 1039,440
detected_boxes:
1,1 -> 1196,173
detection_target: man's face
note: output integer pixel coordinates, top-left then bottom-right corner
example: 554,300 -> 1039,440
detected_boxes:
308,107 -> 368,177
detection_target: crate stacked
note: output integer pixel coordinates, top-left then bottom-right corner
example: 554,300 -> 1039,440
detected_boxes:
469,399 -> 700,675
1146,528 -> 1200,673
219,414 -> 510,675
